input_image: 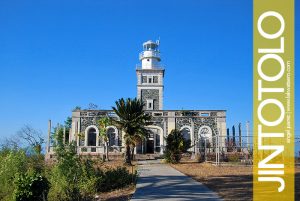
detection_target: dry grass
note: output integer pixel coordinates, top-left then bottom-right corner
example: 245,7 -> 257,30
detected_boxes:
172,162 -> 253,201
296,167 -> 300,200
97,185 -> 135,201
95,160 -> 136,173
94,160 -> 136,201
172,162 -> 300,201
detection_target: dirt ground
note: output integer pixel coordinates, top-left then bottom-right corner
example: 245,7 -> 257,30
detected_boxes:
94,160 -> 137,201
97,185 -> 135,201
95,159 -> 136,173
172,162 -> 300,201
95,159 -> 300,201
296,167 -> 300,201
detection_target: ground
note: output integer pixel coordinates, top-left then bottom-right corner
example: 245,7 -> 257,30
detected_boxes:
132,160 -> 221,201
172,162 -> 300,201
94,160 -> 137,201
296,167 -> 300,201
99,160 -> 300,201
97,185 -> 135,201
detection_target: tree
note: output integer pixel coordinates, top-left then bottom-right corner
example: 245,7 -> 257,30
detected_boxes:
64,117 -> 72,130
232,125 -> 236,148
14,171 -> 50,201
238,123 -> 242,152
111,98 -> 152,165
164,129 -> 189,163
98,117 -> 111,161
17,125 -> 44,154
64,117 -> 72,144
72,106 -> 81,112
0,135 -> 20,154
87,103 -> 98,110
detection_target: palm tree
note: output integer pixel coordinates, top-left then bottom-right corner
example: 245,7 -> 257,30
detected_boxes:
98,117 -> 111,161
111,98 -> 152,165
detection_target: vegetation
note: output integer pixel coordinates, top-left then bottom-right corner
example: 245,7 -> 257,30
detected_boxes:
164,129 -> 190,164
17,125 -> 45,154
14,171 -> 50,201
48,125 -> 137,200
98,117 -> 111,161
0,118 -> 136,201
111,98 -> 152,165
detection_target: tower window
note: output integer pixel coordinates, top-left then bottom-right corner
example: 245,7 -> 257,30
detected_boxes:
153,76 -> 158,83
146,99 -> 154,110
148,77 -> 152,83
147,59 -> 150,61
142,76 -> 147,83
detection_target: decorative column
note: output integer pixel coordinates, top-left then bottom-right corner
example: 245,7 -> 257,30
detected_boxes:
47,120 -> 51,153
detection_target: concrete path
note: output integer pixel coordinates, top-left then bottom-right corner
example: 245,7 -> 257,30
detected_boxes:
131,160 -> 223,201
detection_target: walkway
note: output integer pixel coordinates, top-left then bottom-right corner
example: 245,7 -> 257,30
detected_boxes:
131,160 -> 223,201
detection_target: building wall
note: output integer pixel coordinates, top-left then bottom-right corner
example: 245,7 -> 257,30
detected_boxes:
141,89 -> 159,110
70,110 -> 226,154
136,69 -> 164,110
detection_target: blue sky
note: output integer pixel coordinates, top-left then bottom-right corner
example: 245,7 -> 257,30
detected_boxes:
0,0 -> 299,149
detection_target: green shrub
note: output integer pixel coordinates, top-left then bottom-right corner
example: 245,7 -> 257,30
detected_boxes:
14,171 -> 50,201
0,150 -> 27,201
97,167 -> 136,192
164,129 -> 190,163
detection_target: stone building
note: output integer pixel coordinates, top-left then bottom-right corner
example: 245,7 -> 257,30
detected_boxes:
51,40 -> 226,156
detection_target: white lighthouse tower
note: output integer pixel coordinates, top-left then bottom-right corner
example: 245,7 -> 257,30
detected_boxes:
136,40 -> 164,110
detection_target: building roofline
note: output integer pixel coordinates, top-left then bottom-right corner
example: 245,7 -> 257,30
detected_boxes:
73,109 -> 227,112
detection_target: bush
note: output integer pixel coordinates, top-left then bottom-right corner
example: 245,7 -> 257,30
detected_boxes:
0,150 -> 27,201
0,124 -> 137,201
227,153 -> 240,162
47,135 -> 96,201
97,167 -> 136,192
14,171 -> 50,201
195,153 -> 204,163
164,129 -> 190,163
48,128 -> 136,200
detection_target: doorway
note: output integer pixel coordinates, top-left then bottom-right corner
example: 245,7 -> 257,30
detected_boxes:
146,140 -> 154,153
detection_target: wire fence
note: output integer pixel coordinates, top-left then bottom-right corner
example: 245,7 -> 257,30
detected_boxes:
195,134 -> 300,166
195,135 -> 253,165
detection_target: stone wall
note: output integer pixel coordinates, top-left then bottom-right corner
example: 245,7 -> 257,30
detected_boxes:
141,89 -> 159,110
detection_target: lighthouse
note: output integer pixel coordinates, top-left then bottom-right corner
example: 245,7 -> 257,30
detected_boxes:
136,40 -> 164,110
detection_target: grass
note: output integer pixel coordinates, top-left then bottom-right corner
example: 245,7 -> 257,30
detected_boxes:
96,185 -> 135,201
95,160 -> 137,201
95,158 -> 300,201
172,162 -> 300,201
171,162 -> 252,201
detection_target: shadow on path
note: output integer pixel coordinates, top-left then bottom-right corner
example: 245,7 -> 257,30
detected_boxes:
131,161 -> 222,201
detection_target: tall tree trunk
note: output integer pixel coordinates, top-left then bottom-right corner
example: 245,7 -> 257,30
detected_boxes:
105,141 -> 109,161
131,146 -> 135,161
124,144 -> 131,165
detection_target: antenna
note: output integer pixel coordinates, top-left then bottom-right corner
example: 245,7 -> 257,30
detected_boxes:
156,37 -> 160,46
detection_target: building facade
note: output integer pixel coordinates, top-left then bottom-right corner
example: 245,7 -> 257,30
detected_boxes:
67,40 -> 226,155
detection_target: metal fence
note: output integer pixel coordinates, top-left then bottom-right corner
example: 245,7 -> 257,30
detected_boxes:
196,134 -> 300,166
196,134 -> 253,165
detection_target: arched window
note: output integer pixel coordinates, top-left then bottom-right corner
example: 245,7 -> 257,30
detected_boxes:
107,127 -> 117,146
198,126 -> 212,141
87,128 -> 97,146
181,127 -> 191,141
198,126 -> 213,151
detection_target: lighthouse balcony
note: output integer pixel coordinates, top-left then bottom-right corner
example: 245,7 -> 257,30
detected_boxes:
139,51 -> 161,61
136,64 -> 164,70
